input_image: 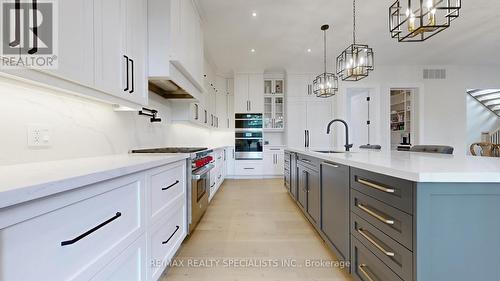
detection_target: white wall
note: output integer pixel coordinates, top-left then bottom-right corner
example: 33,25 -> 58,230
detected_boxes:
332,65 -> 500,155
0,77 -> 233,165
466,94 -> 500,152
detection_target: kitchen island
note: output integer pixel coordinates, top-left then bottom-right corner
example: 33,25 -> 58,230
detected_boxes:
284,148 -> 500,281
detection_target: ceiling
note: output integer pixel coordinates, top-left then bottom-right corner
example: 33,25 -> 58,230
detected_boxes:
195,0 -> 500,74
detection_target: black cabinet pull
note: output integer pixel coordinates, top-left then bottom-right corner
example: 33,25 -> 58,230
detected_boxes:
61,212 -> 122,246
123,55 -> 129,92
129,58 -> 134,94
162,180 -> 179,191
162,226 -> 180,245
28,0 -> 38,54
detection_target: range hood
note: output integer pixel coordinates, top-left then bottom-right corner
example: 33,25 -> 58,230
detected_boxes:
149,79 -> 193,99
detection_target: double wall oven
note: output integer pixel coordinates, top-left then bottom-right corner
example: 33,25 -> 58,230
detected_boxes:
235,114 -> 263,160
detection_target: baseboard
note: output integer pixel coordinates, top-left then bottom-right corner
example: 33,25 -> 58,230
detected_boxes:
225,175 -> 284,180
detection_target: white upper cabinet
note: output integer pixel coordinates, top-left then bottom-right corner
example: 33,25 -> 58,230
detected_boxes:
43,0 -> 94,88
234,73 -> 264,113
94,0 -> 147,106
1,0 -> 148,108
248,74 -> 264,113
234,74 -> 249,113
287,73 -> 314,98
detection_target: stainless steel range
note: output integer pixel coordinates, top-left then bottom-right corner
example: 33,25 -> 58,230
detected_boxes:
131,147 -> 214,234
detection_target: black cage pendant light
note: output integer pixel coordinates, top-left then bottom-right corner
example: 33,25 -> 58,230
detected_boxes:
389,0 -> 461,42
336,0 -> 374,81
313,25 -> 338,98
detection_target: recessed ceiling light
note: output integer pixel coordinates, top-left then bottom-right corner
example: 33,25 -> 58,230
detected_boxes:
307,48 -> 312,53
252,11 -> 257,17
250,49 -> 256,53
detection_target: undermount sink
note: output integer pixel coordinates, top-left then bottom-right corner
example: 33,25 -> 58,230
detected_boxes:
314,150 -> 346,154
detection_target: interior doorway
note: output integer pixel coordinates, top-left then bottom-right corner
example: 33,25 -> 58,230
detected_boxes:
390,88 -> 418,150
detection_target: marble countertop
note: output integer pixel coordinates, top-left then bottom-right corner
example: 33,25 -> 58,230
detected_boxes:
286,147 -> 500,183
0,153 -> 189,209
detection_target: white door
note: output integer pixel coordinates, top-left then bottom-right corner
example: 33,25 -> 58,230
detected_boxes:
286,100 -> 307,148
234,75 -> 249,113
248,73 -> 264,113
43,0 -> 93,87
124,0 -> 148,105
347,89 -> 370,147
307,100 -> 333,149
275,152 -> 284,175
94,0 -> 127,98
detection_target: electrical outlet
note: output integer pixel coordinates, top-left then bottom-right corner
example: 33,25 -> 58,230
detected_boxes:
27,126 -> 51,148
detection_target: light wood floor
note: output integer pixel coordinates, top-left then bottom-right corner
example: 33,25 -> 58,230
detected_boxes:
163,179 -> 352,281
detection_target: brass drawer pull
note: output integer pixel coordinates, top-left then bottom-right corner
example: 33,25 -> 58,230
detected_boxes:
358,228 -> 395,257
357,203 -> 395,225
358,264 -> 376,281
357,178 -> 395,193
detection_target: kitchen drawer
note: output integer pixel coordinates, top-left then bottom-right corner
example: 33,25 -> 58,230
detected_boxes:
351,236 -> 404,281
235,160 -> 263,176
90,234 -> 147,281
297,153 -> 320,171
351,168 -> 414,214
149,161 -> 186,222
351,190 -> 413,250
0,175 -> 144,281
264,146 -> 284,153
150,197 -> 186,281
352,213 -> 413,281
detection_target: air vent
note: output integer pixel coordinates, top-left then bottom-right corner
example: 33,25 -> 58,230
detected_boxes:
423,69 -> 446,80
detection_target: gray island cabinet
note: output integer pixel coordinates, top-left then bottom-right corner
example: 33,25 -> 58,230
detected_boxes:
284,148 -> 500,281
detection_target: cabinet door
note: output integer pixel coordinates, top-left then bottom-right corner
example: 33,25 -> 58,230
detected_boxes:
321,162 -> 350,261
275,152 -> 285,175
226,147 -> 235,176
263,97 -> 273,129
124,0 -> 148,105
306,100 -> 333,149
234,75 -> 249,113
248,73 -> 264,113
297,165 -> 308,210
263,152 -> 275,176
43,0 -> 93,87
94,0 -> 127,98
286,100 -> 307,147
274,97 -> 285,129
307,169 -> 321,225
287,74 -> 311,98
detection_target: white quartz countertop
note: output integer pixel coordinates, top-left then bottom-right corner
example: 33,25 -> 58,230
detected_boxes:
0,153 -> 189,209
286,147 -> 500,183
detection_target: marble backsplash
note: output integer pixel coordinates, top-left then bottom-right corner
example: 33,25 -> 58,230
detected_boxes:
0,77 -> 233,165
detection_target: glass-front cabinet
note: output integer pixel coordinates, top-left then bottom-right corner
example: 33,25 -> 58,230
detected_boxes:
264,96 -> 284,131
264,79 -> 284,95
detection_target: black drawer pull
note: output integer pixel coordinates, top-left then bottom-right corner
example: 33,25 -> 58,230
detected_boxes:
162,180 -> 179,191
61,212 -> 122,246
162,225 -> 180,245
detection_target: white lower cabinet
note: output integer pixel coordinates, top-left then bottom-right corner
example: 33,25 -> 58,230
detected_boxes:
91,235 -> 147,281
0,174 -> 144,281
149,197 -> 186,281
0,160 -> 188,281
263,147 -> 285,176
235,160 -> 264,176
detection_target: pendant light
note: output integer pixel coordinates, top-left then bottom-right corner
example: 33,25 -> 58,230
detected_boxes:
336,0 -> 374,81
313,24 -> 338,98
389,0 -> 461,42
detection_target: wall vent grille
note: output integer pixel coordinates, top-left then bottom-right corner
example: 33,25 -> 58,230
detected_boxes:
423,69 -> 446,80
